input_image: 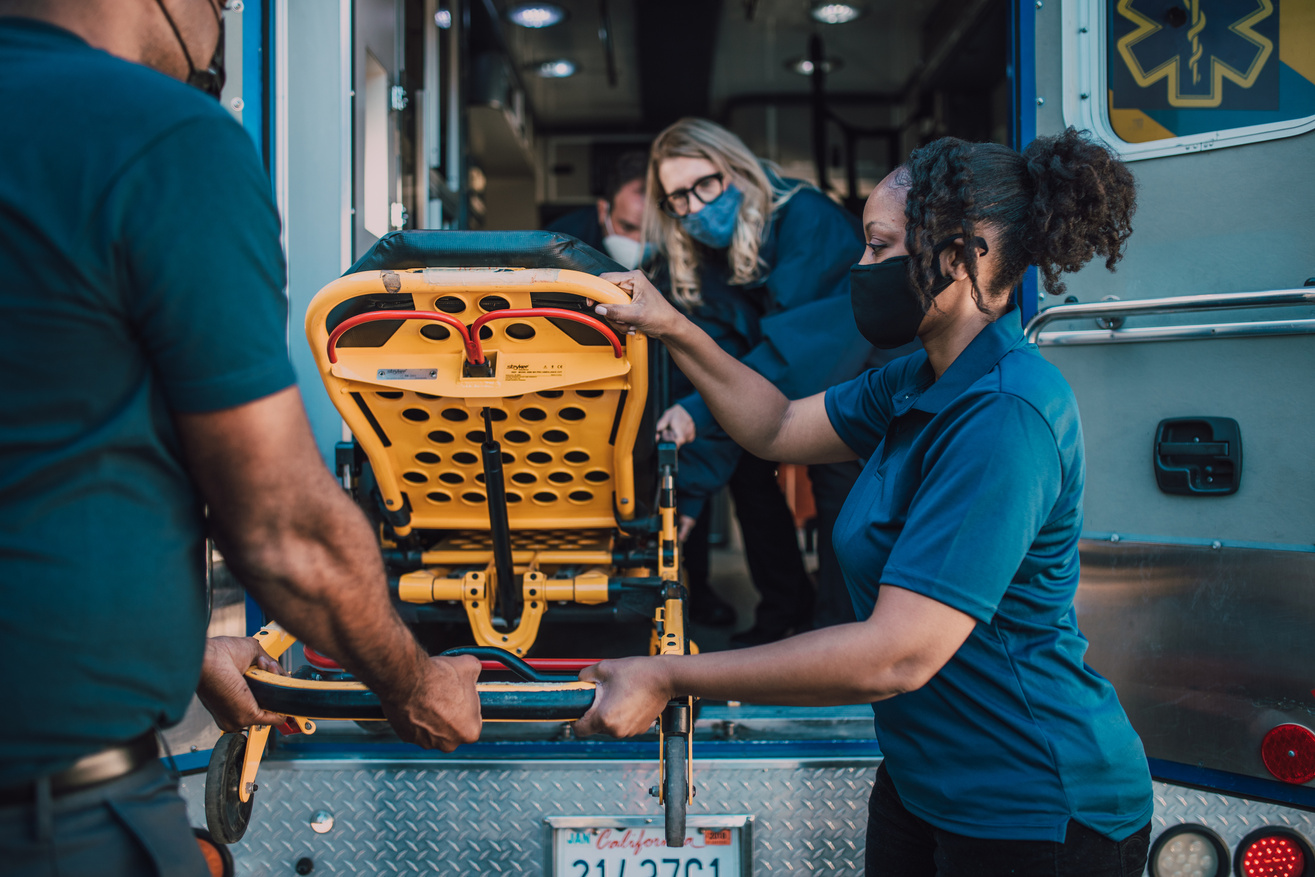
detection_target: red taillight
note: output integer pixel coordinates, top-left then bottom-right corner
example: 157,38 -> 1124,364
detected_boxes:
1236,830 -> 1312,877
1261,724 -> 1315,785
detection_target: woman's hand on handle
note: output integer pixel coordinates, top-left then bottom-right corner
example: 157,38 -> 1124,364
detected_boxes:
575,656 -> 675,738
597,270 -> 686,339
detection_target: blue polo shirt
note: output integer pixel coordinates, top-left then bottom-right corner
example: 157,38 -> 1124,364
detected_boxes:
824,309 -> 1152,842
0,19 -> 295,784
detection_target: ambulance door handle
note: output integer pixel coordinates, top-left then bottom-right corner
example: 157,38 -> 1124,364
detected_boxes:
1156,441 -> 1229,457
1153,417 -> 1242,496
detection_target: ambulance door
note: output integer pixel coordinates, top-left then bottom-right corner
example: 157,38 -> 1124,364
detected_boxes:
355,0 -> 405,256
1030,0 -> 1315,801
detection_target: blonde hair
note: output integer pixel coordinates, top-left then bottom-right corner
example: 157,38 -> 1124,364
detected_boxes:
642,118 -> 803,308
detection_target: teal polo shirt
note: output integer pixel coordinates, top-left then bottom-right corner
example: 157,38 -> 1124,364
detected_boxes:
0,19 -> 295,784
825,309 -> 1152,842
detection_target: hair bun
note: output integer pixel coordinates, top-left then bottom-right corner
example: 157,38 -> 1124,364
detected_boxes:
1022,128 -> 1137,296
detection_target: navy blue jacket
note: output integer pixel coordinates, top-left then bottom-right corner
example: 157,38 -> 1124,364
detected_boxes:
669,187 -> 870,516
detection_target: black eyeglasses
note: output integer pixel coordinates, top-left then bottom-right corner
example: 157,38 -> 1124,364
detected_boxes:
659,173 -> 725,218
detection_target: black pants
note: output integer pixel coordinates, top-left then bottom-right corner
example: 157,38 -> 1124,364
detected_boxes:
0,760 -> 208,877
685,453 -> 814,632
866,764 -> 1151,877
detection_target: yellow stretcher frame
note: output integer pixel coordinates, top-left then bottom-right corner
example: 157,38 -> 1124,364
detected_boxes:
208,260 -> 695,850
304,268 -> 648,535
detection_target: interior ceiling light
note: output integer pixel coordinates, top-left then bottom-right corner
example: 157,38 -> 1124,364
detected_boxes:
787,57 -> 843,75
810,2 -> 865,24
535,59 -> 577,78
508,3 -> 567,28
433,9 -> 452,29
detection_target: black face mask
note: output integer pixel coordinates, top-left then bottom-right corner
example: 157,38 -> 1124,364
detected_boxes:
154,0 -> 226,99
849,237 -> 989,349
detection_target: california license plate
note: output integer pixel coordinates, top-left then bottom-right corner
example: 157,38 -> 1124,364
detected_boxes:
547,816 -> 752,877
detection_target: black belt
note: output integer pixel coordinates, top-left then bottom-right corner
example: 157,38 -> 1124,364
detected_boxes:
0,731 -> 158,808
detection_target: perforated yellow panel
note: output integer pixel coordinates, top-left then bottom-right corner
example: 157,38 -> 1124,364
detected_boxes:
306,268 -> 647,534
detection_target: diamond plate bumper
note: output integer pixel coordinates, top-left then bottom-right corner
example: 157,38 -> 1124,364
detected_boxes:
179,760 -> 1314,875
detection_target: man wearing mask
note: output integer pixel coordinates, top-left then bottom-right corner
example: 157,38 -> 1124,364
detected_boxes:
548,151 -> 650,269
0,2 -> 481,875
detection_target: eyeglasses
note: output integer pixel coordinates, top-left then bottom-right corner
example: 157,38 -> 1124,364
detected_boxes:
658,173 -> 725,218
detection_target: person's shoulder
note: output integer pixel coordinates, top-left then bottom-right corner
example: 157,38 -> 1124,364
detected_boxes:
9,24 -> 241,163
990,346 -> 1078,429
851,348 -> 927,399
546,206 -> 602,245
91,61 -> 239,149
778,185 -> 848,217
774,186 -> 861,237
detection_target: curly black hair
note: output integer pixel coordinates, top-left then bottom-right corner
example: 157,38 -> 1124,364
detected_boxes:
897,128 -> 1137,310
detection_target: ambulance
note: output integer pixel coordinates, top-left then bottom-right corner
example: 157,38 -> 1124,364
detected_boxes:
169,2 -> 1315,874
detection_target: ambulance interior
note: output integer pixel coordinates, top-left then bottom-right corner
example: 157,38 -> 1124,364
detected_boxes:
377,0 -> 1017,651
195,0 -> 1020,745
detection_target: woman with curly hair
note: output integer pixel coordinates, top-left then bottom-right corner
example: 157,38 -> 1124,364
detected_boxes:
579,129 -> 1151,876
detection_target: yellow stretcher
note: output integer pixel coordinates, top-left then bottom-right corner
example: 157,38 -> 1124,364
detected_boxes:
204,231 -> 695,849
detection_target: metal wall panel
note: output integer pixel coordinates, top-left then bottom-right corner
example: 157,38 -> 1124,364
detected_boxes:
1033,0 -> 1315,548
283,0 -> 353,464
1077,538 -> 1315,784
1044,334 -> 1315,544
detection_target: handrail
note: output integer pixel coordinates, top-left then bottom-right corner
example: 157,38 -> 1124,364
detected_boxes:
471,308 -> 625,359
1024,289 -> 1315,347
325,307 -> 626,366
327,310 -> 479,363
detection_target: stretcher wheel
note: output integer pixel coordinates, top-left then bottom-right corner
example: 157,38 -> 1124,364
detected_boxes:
662,735 -> 687,848
205,732 -> 254,845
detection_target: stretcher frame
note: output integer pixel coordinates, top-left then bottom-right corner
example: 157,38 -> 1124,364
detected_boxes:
206,260 -> 695,849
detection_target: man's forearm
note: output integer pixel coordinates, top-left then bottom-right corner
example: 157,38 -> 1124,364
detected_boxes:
214,478 -> 428,702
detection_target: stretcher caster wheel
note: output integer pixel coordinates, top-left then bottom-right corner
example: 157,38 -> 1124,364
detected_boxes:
662,735 -> 688,848
205,732 -> 254,844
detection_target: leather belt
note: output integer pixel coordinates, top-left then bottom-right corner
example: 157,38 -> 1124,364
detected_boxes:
0,731 -> 158,807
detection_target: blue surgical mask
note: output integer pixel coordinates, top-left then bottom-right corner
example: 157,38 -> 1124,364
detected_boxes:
680,185 -> 743,249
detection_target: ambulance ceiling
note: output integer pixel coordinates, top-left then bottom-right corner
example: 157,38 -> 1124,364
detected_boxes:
496,0 -> 948,133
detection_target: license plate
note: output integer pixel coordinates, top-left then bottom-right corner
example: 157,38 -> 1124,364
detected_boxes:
547,816 -> 752,877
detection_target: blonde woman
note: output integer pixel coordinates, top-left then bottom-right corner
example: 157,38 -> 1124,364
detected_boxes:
642,118 -> 888,644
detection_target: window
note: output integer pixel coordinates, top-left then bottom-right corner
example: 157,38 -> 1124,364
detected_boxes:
1062,0 -> 1315,160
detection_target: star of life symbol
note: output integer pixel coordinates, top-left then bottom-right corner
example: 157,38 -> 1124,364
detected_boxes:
1116,0 -> 1275,107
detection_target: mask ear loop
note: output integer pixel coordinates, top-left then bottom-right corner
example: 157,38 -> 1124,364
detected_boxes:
153,0 -> 200,78
929,235 -> 990,292
153,0 -> 226,97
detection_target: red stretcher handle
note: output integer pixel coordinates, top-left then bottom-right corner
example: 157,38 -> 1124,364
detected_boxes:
471,308 -> 625,359
479,658 -> 600,674
326,307 -> 624,368
326,310 -> 481,364
307,646 -> 599,676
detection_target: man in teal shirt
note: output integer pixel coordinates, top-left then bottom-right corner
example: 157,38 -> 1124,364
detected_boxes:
0,2 -> 481,874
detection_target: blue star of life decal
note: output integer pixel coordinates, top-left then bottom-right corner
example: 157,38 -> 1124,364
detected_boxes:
1116,0 -> 1275,107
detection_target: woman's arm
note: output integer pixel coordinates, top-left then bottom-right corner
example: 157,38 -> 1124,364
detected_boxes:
575,585 -> 977,738
598,270 -> 856,465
